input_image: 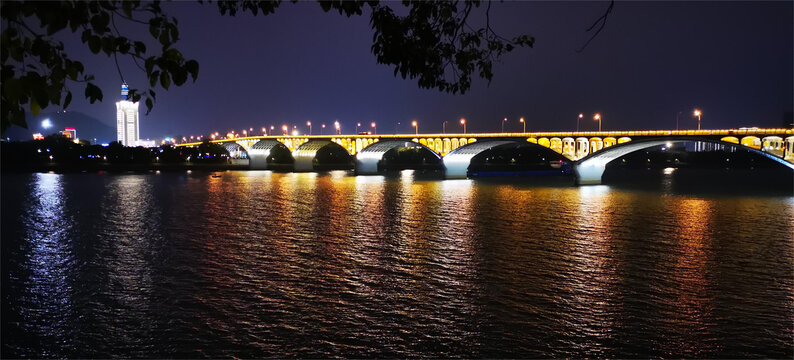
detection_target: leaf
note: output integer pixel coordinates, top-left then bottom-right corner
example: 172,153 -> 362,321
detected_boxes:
145,97 -> 153,114
149,70 -> 160,87
159,72 -> 170,89
185,60 -> 199,81
30,98 -> 41,115
88,36 -> 101,54
85,82 -> 103,103
133,41 -> 146,55
63,91 -> 72,109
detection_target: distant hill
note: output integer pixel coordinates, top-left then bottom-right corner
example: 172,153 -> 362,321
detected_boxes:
4,111 -> 116,144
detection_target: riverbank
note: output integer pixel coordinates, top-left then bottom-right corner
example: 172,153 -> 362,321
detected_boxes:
0,162 -> 250,173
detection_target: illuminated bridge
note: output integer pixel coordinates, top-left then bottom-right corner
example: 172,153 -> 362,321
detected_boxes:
178,128 -> 794,185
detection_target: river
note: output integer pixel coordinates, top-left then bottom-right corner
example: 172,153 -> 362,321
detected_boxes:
1,170 -> 792,358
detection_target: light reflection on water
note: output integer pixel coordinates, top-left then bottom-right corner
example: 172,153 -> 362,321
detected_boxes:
1,171 -> 792,358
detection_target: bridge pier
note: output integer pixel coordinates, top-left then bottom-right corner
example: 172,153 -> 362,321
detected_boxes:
574,163 -> 606,185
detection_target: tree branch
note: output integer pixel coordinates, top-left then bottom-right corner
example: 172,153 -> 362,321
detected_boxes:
576,0 -> 614,53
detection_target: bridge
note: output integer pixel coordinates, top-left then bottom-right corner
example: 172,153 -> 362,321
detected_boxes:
177,128 -> 794,185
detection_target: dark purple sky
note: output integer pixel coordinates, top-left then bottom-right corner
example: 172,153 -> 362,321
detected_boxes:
59,1 -> 793,138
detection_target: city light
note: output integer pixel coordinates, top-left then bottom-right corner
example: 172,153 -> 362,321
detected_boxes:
502,117 -> 507,132
519,117 -> 525,133
594,113 -> 602,131
460,118 -> 466,133
371,122 -> 376,134
41,118 -> 52,129
694,109 -> 702,130
307,121 -> 312,135
411,120 -> 418,135
577,113 -> 583,132
334,121 -> 340,135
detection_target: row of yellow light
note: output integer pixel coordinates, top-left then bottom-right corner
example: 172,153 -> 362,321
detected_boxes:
189,110 -> 709,143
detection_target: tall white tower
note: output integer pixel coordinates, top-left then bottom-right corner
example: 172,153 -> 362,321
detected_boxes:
115,83 -> 139,146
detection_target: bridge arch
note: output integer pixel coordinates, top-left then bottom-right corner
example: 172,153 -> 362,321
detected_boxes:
574,137 -> 794,185
292,140 -> 354,171
223,142 -> 248,159
248,139 -> 293,170
443,140 -> 518,178
741,136 -> 761,149
356,140 -> 441,175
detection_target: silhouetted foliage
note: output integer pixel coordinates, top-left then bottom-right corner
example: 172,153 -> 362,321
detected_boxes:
1,0 -> 533,134
1,0 -> 198,134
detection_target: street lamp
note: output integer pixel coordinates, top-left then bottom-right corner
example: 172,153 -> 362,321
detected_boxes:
356,122 -> 361,134
443,120 -> 448,134
321,123 -> 326,135
307,121 -> 312,135
282,125 -> 288,135
371,122 -> 376,134
519,117 -> 525,133
460,118 -> 466,134
334,121 -> 340,134
694,109 -> 702,130
577,113 -> 583,132
594,113 -> 602,132
411,120 -> 418,135
502,117 -> 507,133
242,129 -> 247,136
262,127 -> 267,135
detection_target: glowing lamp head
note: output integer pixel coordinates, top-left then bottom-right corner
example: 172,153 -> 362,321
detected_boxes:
594,113 -> 601,120
694,109 -> 701,117
519,117 -> 525,123
578,114 -> 584,119
460,118 -> 466,124
371,122 -> 376,127
282,125 -> 288,131
306,121 -> 311,126
41,119 -> 52,129
411,121 -> 417,127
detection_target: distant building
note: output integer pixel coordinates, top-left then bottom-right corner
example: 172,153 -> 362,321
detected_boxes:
116,100 -> 139,146
61,127 -> 76,139
32,133 -> 44,140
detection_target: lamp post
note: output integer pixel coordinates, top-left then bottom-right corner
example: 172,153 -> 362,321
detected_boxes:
334,121 -> 340,135
519,117 -> 525,133
577,113 -> 583,132
502,117 -> 507,132
307,121 -> 312,135
412,120 -> 418,135
694,109 -> 702,130
443,120 -> 448,134
356,122 -> 361,134
262,127 -> 267,135
460,118 -> 466,133
675,111 -> 682,131
320,124 -> 325,135
371,122 -> 376,134
282,125 -> 288,135
594,113 -> 602,132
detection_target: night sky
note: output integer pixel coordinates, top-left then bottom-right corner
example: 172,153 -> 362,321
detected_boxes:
53,1 -> 793,139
